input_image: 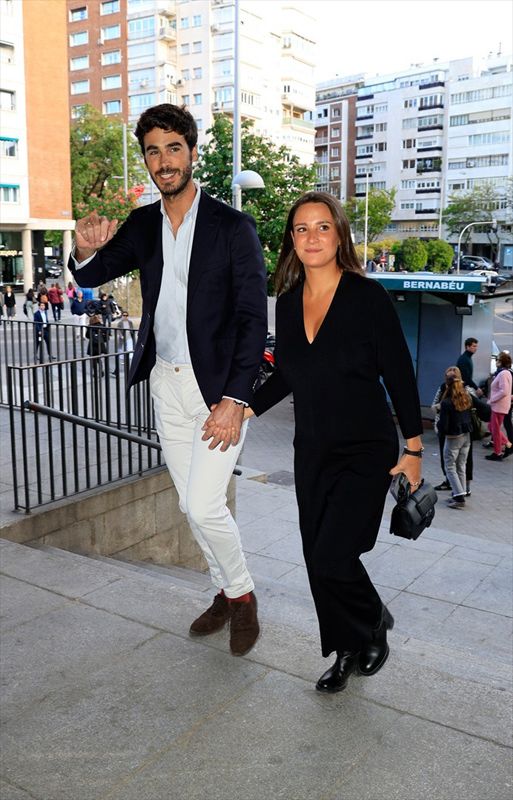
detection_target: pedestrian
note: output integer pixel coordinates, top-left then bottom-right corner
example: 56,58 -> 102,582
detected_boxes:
25,287 -> 35,320
439,373 -> 472,509
99,292 -> 114,328
33,301 -> 52,362
85,313 -> 108,378
112,310 -> 135,376
66,281 -> 76,308
485,351 -> 513,461
70,290 -> 88,338
48,283 -> 64,321
432,365 -> 487,496
206,191 -> 422,692
69,103 -> 267,657
457,337 -> 484,396
3,285 -> 16,318
37,285 -> 49,312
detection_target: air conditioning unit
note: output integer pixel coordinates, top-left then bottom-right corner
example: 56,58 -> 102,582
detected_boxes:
97,39 -> 104,46
211,24 -> 220,33
212,103 -> 221,112
140,79 -> 149,87
176,79 -> 183,86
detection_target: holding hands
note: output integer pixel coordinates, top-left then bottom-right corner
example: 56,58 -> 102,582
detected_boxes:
201,398 -> 249,452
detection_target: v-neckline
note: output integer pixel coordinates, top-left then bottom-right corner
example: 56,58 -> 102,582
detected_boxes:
301,272 -> 343,345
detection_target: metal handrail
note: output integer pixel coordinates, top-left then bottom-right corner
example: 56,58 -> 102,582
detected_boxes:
23,401 -> 162,449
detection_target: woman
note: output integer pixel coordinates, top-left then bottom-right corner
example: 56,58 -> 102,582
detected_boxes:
432,365 -> 485,496
25,287 -> 35,320
66,281 -> 76,308
438,373 -> 472,508
48,283 -> 63,322
204,192 -> 423,693
486,351 -> 513,461
85,313 -> 108,377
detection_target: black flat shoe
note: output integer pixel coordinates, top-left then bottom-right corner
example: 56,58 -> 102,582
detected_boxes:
316,651 -> 359,693
434,480 -> 451,491
359,605 -> 394,676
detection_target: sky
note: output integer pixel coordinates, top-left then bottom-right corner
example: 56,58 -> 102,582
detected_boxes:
296,0 -> 513,82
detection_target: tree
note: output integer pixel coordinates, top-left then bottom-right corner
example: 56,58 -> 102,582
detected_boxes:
442,182 -> 504,260
426,239 -> 454,273
393,238 -> 428,271
195,115 -> 316,282
343,187 -> 396,243
70,104 -> 146,223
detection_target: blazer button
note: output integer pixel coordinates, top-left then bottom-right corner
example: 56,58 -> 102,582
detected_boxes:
174,367 -> 180,372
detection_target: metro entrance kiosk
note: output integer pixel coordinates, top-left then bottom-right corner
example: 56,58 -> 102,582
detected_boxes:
368,273 -> 511,407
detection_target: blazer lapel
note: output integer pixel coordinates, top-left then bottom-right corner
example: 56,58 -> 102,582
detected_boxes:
143,201 -> 165,313
187,191 -> 221,304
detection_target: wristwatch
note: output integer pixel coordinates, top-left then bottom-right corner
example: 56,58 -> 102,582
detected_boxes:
403,446 -> 424,458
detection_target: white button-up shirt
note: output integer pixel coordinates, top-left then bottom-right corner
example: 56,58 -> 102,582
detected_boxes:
153,182 -> 201,364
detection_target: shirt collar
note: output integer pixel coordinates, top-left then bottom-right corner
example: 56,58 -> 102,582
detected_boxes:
160,181 -> 201,228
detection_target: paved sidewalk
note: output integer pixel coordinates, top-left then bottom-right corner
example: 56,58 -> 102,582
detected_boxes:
1,400 -> 512,800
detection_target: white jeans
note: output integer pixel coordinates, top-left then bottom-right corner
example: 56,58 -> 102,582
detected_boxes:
150,357 -> 253,598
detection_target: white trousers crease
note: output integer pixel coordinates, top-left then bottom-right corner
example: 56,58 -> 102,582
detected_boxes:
150,357 -> 254,598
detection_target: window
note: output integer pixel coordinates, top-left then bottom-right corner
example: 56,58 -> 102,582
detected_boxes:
402,159 -> 415,169
400,201 -> 415,210
128,41 -> 154,62
180,16 -> 189,28
101,24 -> 121,40
181,43 -> 190,56
0,43 -> 14,64
103,99 -> 122,114
195,118 -> 203,130
129,92 -> 156,113
193,93 -> 202,105
181,68 -> 190,81
375,122 -> 387,132
330,146 -> 339,157
101,0 -> 120,13
128,17 -> 155,38
331,108 -> 341,118
450,84 -> 512,104
71,105 -> 85,119
419,93 -> 443,108
402,139 -> 416,149
192,40 -> 202,53
182,94 -> 190,105
71,80 -> 90,94
0,89 -> 15,110
1,185 -> 19,203
70,30 -> 88,46
70,55 -> 89,70
102,74 -> 121,90
402,118 -> 416,129
331,127 -> 340,138
357,144 -> 373,156
0,137 -> 17,157
374,142 -> 387,152
128,67 -> 155,88
214,87 -> 233,105
400,179 -> 416,189
374,103 -> 388,113
192,14 -> 201,26
404,98 -> 417,109
418,114 -> 443,129
330,166 -> 340,178
469,131 -> 510,146
69,6 -> 87,21
193,67 -> 202,79
102,50 -> 121,65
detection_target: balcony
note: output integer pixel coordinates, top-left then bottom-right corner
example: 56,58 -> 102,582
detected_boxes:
157,1 -> 176,18
315,136 -> 328,145
282,116 -> 315,131
159,25 -> 176,41
415,188 -> 441,194
415,208 -> 439,214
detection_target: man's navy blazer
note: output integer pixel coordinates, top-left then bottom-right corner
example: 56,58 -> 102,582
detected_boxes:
69,191 -> 268,409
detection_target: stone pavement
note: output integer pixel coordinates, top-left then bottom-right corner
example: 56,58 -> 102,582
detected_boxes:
1,395 -> 512,800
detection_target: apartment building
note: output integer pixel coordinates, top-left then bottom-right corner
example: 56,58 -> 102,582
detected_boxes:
445,53 -> 513,260
313,74 -> 364,201
0,0 -> 74,291
66,0 -> 316,186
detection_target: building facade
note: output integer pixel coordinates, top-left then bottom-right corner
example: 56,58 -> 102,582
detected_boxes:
0,0 -> 74,291
66,0 -> 316,204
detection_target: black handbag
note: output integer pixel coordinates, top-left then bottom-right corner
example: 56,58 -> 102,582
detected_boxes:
390,479 -> 437,540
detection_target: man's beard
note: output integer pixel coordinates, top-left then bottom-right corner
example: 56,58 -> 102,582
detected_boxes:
153,162 -> 193,197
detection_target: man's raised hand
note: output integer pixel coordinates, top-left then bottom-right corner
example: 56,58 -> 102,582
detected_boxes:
75,211 -> 118,261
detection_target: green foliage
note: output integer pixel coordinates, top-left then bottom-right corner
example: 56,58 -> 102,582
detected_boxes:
443,182 -> 503,240
343,187 -> 396,242
195,115 -> 316,281
426,239 -> 454,273
70,104 -> 146,223
394,238 -> 428,271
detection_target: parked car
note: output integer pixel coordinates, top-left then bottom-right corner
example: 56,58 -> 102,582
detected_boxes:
457,255 -> 494,270
44,260 -> 62,279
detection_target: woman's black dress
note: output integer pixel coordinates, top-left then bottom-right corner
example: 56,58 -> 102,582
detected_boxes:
251,272 -> 422,656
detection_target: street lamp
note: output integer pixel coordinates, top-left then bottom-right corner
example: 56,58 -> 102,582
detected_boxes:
232,170 -> 265,211
363,162 -> 372,268
456,219 -> 497,273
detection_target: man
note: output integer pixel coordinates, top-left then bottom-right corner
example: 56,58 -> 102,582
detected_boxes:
70,290 -> 88,338
457,337 -> 483,396
33,302 -> 52,362
3,285 -> 16,318
69,104 -> 267,657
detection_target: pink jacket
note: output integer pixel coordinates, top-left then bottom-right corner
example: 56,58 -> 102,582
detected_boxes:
489,369 -> 513,414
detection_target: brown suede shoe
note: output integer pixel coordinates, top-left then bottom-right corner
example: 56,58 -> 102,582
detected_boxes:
229,592 -> 260,656
189,593 -> 230,636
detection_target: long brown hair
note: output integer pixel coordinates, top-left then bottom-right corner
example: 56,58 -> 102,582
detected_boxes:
442,373 -> 472,411
273,191 -> 364,296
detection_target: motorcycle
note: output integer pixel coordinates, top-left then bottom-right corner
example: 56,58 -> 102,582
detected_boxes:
254,332 -> 275,389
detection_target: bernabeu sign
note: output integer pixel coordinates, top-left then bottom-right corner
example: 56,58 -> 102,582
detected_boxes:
368,273 -> 486,293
